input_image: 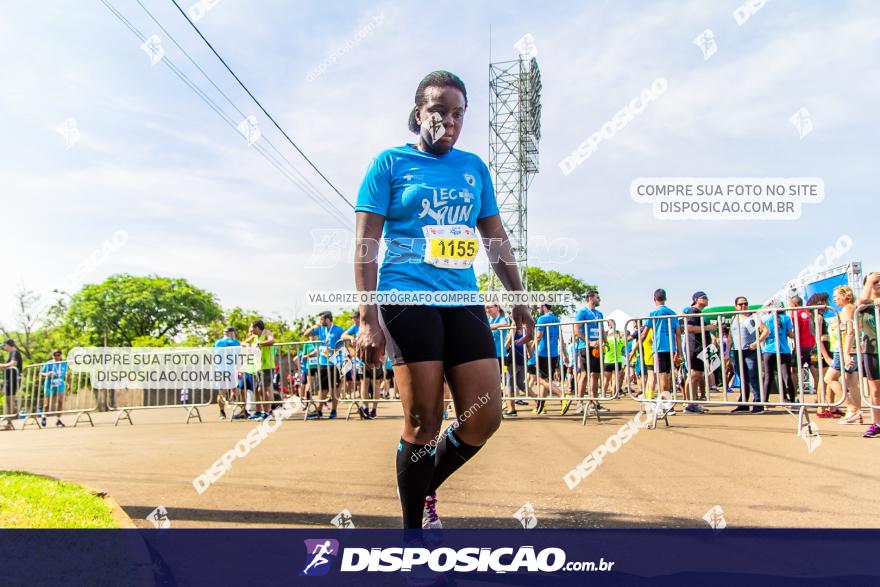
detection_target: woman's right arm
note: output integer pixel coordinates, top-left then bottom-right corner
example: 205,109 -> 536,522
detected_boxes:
355,211 -> 386,367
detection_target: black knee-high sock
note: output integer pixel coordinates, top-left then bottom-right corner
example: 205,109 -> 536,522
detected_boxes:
396,438 -> 435,528
427,428 -> 482,495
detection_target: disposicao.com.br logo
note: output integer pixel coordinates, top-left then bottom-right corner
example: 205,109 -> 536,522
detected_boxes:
299,540 -> 614,575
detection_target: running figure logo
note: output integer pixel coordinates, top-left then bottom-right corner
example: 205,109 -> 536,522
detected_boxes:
300,539 -> 340,577
702,505 -> 727,532
693,29 -> 717,61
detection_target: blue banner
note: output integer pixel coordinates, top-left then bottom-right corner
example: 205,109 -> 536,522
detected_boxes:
0,529 -> 877,585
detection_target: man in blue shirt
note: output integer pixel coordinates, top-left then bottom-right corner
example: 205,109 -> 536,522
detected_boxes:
641,289 -> 681,405
305,311 -> 344,419
534,304 -> 567,414
39,349 -> 68,428
214,327 -> 242,419
569,290 -> 604,416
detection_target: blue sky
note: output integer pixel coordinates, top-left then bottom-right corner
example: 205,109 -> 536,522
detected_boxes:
1,0 -> 878,328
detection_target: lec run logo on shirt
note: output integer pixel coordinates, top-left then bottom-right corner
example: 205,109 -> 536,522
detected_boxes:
301,539 -> 340,577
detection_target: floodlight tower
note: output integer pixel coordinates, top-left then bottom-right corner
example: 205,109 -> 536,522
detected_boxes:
488,54 -> 541,290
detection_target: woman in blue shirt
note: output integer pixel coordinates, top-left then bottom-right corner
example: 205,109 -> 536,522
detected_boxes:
757,306 -> 796,403
354,71 -> 534,529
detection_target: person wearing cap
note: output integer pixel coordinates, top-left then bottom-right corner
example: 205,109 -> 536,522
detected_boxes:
39,349 -> 69,427
214,326 -> 241,420
1,339 -> 22,430
682,291 -> 715,413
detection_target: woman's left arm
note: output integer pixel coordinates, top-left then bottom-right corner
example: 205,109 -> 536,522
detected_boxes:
477,214 -> 535,344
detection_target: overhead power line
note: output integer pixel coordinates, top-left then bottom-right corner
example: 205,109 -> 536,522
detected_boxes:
97,0 -> 353,230
167,0 -> 353,210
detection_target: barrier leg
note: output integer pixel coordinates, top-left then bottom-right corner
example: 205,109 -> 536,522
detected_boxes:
115,409 -> 133,426
186,406 -> 202,424
73,411 -> 94,428
1,416 -> 15,431
797,405 -> 812,437
21,414 -> 41,430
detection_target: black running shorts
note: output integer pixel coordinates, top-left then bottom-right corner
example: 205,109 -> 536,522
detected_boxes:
655,351 -> 673,374
379,305 -> 496,368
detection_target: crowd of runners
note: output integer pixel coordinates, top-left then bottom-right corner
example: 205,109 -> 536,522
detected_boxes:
3,274 -> 879,438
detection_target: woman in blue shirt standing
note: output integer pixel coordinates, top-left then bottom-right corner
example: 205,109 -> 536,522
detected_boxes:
354,71 -> 534,529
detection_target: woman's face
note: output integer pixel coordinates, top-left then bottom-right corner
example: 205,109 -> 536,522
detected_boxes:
414,85 -> 466,154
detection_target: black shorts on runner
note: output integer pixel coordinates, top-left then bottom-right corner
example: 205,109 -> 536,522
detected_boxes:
798,346 -> 815,368
578,349 -> 601,374
536,355 -> 560,379
365,366 -> 384,380
317,366 -> 339,391
603,362 -> 621,373
259,369 -> 273,391
688,351 -> 705,373
379,305 -> 496,368
655,352 -> 673,374
862,353 -> 880,381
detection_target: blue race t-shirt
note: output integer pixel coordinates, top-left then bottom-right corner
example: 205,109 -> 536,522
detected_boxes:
536,312 -> 560,358
648,305 -> 679,353
762,314 -> 793,354
575,306 -> 604,350
317,325 -> 344,367
41,361 -> 68,393
489,315 -> 509,357
345,324 -> 359,338
355,145 -> 499,297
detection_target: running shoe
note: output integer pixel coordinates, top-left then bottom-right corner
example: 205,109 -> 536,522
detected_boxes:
40,416 -> 46,428
559,398 -> 571,416
750,406 -> 765,414
306,411 -> 323,420
684,404 -> 704,414
576,403 -> 585,414
816,411 -> 833,418
370,408 -> 377,418
358,406 -> 369,420
247,413 -> 262,420
56,419 -> 65,428
863,424 -> 880,438
329,409 -> 337,419
502,409 -> 518,417
422,493 -> 442,529
533,401 -> 546,415
515,400 -> 528,406
219,411 -> 227,420
232,412 -> 249,420
838,411 -> 863,425
731,406 -> 750,413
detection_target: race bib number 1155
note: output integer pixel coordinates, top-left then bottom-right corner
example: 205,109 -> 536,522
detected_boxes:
422,225 -> 479,269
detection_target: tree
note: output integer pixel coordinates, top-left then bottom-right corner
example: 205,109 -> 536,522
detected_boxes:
64,274 -> 223,346
477,267 -> 597,316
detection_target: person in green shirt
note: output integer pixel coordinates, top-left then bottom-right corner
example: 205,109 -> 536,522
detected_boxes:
243,320 -> 276,420
602,329 -> 627,396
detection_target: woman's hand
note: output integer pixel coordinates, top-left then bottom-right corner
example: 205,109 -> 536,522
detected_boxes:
356,318 -> 386,368
511,304 -> 535,345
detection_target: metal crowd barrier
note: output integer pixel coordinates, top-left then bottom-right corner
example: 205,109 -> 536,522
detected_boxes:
625,305 -> 846,434
493,318 -> 628,425
105,347 -> 219,425
12,360 -> 98,430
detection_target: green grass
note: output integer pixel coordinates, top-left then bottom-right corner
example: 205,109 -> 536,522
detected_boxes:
0,471 -> 119,528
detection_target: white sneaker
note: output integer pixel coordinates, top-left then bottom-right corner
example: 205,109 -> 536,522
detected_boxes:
422,493 -> 442,529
